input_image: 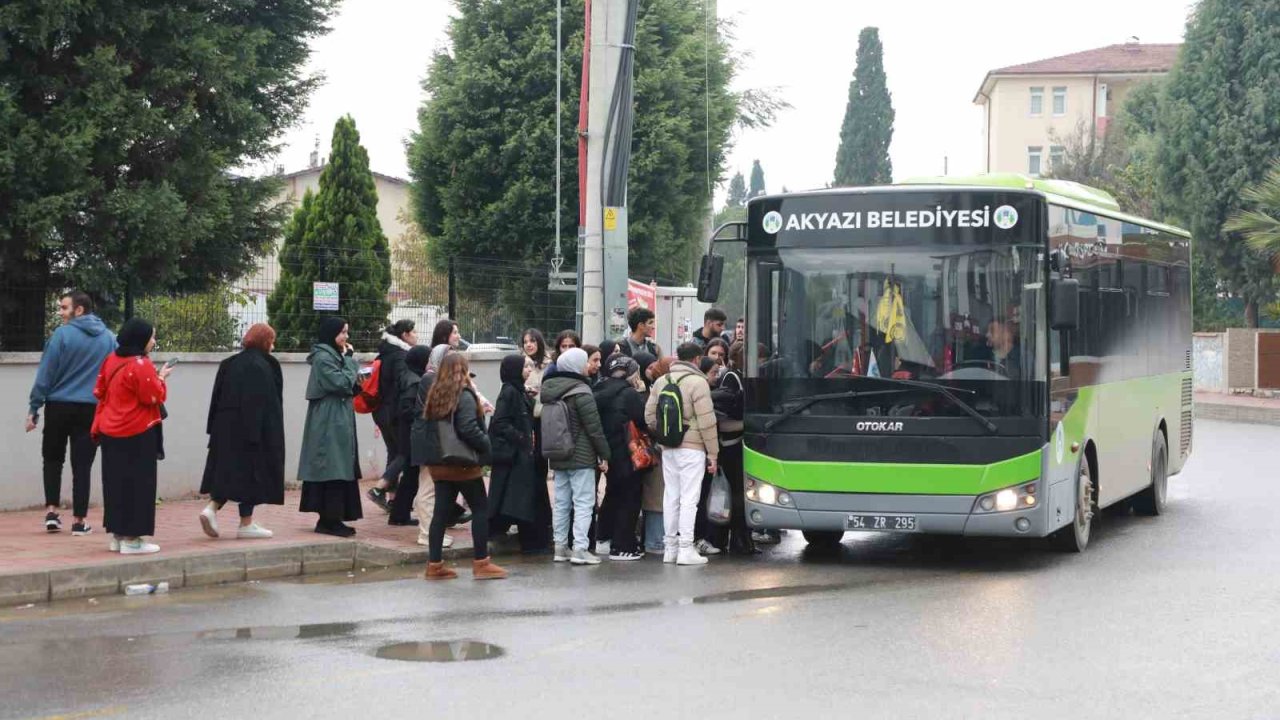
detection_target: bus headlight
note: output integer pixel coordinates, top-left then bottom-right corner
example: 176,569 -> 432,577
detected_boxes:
746,478 -> 793,507
974,482 -> 1037,514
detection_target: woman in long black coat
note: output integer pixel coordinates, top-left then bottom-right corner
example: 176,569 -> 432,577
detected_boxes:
199,323 -> 285,539
487,354 -> 550,553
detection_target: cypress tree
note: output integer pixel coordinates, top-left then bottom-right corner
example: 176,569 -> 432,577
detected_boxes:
726,172 -> 748,208
1156,0 -> 1280,326
833,27 -> 894,187
749,160 -> 767,198
268,116 -> 391,350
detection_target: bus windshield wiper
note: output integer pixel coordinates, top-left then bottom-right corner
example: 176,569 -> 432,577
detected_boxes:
763,389 -> 907,435
857,376 -> 998,434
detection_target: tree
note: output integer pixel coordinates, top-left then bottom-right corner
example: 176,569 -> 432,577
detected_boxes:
726,172 -> 748,208
1226,161 -> 1280,266
0,1 -> 336,350
1156,0 -> 1280,327
268,116 -> 391,351
409,0 -> 770,315
136,287 -> 248,352
749,160 -> 766,198
833,27 -> 894,187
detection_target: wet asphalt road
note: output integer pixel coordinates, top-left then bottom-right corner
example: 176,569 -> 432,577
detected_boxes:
3,419 -> 1279,720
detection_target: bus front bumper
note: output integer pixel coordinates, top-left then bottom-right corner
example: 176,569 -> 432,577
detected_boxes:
745,489 -> 1051,538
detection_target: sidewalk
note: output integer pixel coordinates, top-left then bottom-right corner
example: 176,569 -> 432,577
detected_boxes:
0,480 -> 479,607
1195,391 -> 1280,426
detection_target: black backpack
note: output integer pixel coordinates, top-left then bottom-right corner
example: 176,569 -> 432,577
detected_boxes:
655,373 -> 695,448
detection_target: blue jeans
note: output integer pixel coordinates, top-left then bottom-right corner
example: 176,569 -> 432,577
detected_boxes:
554,468 -> 597,551
644,511 -> 665,551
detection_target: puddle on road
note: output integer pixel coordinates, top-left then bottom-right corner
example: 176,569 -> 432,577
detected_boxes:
198,622 -> 358,641
374,640 -> 505,662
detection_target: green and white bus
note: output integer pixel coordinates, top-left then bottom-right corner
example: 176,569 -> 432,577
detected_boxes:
697,174 -> 1192,552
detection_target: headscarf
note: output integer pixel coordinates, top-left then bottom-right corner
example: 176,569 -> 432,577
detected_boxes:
405,345 -> 432,376
599,339 -> 619,360
557,347 -> 588,376
425,344 -> 451,375
500,354 -> 527,388
115,318 -> 154,358
607,355 -> 639,380
317,316 -> 348,350
632,350 -> 658,384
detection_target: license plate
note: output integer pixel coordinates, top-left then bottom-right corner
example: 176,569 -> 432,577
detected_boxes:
845,514 -> 918,532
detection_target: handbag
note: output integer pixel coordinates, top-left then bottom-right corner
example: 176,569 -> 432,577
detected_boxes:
436,411 -> 481,466
627,421 -> 656,471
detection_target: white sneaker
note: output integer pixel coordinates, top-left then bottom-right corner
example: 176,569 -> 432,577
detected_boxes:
120,539 -> 160,555
570,549 -> 602,565
663,545 -> 678,564
594,540 -> 611,556
416,534 -> 454,547
695,539 -> 722,556
677,546 -> 708,565
108,536 -> 121,552
553,543 -> 570,562
237,523 -> 273,539
199,503 -> 219,538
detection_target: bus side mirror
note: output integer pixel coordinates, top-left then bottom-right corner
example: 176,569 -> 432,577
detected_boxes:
1051,278 -> 1080,331
697,254 -> 724,303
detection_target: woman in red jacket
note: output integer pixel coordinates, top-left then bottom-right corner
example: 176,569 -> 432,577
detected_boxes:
91,318 -> 171,555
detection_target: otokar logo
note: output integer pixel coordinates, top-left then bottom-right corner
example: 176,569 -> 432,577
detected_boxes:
856,420 -> 904,432
762,210 -> 783,234
993,205 -> 1019,230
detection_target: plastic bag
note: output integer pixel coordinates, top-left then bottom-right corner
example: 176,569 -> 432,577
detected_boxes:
706,472 -> 731,526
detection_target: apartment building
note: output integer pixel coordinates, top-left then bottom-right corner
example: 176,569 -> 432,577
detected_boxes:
974,42 -> 1180,175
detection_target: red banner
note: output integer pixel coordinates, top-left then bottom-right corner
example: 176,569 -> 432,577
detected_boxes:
627,279 -> 658,336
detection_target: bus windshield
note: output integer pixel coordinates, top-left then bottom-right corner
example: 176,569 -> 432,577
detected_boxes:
750,243 -> 1046,421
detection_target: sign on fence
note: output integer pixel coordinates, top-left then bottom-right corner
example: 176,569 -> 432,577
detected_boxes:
313,282 -> 340,311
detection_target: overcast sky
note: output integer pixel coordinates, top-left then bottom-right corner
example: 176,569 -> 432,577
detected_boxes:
274,0 -> 1193,199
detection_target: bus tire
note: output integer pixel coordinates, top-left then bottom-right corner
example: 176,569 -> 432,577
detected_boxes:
1050,458 -> 1095,553
802,531 -> 844,547
1132,431 -> 1168,517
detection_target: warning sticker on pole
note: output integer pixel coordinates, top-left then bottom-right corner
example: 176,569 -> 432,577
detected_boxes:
604,207 -> 619,231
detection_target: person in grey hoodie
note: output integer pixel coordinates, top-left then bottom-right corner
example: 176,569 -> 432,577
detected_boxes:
540,348 -> 611,565
26,291 -> 117,535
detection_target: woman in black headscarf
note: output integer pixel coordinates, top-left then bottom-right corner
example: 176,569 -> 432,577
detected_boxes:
388,344 -> 432,526
92,318 -> 171,555
298,317 -> 364,536
487,354 -> 549,553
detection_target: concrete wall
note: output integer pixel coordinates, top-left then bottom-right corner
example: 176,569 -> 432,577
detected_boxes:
1,350 -> 507,511
1193,333 -> 1225,392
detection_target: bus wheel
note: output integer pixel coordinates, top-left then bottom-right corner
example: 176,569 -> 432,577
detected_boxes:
1051,459 -> 1095,553
1132,431 -> 1168,516
803,531 -> 844,548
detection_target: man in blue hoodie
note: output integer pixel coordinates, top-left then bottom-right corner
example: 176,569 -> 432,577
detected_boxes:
25,291 -> 117,535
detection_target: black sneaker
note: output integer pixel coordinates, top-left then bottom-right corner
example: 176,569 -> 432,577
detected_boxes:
449,511 -> 473,527
366,487 -> 390,511
388,518 -> 419,527
71,522 -> 93,536
45,512 -> 62,533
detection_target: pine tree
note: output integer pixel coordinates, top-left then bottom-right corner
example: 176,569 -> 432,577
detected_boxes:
833,27 -> 894,187
749,160 -> 767,198
0,1 -> 335,350
268,116 -> 391,351
726,172 -> 748,208
1156,0 -> 1280,327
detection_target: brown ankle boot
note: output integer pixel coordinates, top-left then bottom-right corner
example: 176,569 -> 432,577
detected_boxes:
425,561 -> 458,580
472,557 -> 508,580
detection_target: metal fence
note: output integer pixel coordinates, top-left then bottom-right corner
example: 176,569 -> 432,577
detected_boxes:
0,251 -> 578,353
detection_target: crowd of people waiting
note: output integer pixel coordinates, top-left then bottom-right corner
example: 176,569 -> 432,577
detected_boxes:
26,290 -> 772,577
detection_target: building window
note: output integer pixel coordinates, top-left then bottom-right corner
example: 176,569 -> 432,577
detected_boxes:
1050,145 -> 1065,170
1052,86 -> 1067,116
1028,146 -> 1043,176
1029,86 -> 1044,116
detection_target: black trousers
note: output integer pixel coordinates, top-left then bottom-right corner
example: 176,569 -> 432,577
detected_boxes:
42,401 -> 97,517
390,421 -> 419,523
374,413 -> 402,486
694,469 -> 716,544
430,479 -> 489,562
100,428 -> 158,538
721,442 -> 750,549
609,470 -> 644,553
213,499 -> 255,518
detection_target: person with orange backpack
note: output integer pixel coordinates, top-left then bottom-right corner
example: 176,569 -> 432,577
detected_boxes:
365,320 -> 416,515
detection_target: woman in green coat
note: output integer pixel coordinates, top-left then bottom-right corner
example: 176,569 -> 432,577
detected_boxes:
298,317 -> 364,537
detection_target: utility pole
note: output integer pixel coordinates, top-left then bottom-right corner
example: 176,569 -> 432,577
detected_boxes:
580,0 -> 636,344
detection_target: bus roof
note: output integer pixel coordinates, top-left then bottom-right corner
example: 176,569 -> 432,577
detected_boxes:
753,173 -> 1191,239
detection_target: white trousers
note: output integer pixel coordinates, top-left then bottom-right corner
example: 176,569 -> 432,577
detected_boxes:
662,448 -> 706,549
414,468 -> 435,546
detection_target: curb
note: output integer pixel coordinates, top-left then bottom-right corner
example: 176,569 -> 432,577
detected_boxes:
1195,402 -> 1280,426
0,539 -> 474,608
